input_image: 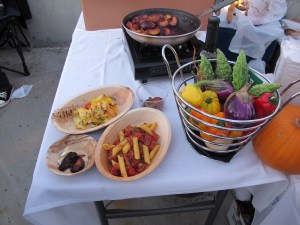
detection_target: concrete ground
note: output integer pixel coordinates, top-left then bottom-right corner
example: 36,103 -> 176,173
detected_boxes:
0,48 -> 233,225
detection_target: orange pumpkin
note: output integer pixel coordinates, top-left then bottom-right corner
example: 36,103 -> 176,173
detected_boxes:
189,107 -> 211,130
200,124 -> 230,141
200,112 -> 230,141
253,104 -> 300,174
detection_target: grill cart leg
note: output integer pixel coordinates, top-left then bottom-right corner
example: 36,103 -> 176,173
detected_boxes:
95,201 -> 109,225
205,190 -> 228,225
95,190 -> 228,225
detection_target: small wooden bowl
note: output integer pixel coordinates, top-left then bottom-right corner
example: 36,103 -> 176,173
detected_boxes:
95,108 -> 172,181
46,134 -> 97,176
51,85 -> 134,134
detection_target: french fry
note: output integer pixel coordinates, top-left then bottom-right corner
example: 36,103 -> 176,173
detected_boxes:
104,122 -> 161,178
111,160 -> 118,166
119,131 -> 125,142
102,143 -> 116,151
117,155 -> 127,177
112,145 -> 123,156
148,122 -> 157,131
132,136 -> 140,159
142,145 -> 151,164
112,139 -> 127,156
122,142 -> 131,154
139,124 -> 153,136
150,144 -> 160,159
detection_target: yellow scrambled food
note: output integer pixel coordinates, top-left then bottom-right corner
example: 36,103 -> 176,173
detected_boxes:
73,95 -> 118,129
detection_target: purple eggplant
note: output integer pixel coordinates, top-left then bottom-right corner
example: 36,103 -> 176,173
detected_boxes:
203,79 -> 234,104
224,83 -> 255,121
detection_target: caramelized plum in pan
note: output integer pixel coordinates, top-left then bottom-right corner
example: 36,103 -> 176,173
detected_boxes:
126,13 -> 179,36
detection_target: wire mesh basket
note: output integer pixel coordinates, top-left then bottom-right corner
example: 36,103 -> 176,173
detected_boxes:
162,44 -> 300,162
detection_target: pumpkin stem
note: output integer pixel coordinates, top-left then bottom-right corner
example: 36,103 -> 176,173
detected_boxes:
217,120 -> 226,127
205,97 -> 213,104
295,118 -> 300,128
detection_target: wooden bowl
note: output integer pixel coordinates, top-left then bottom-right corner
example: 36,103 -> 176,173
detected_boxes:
46,134 -> 97,176
95,107 -> 172,181
51,85 -> 134,134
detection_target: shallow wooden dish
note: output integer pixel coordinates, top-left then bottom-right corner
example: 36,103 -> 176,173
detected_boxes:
51,86 -> 134,134
46,134 -> 97,176
95,107 -> 172,181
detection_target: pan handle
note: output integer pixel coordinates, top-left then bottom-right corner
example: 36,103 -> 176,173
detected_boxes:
196,0 -> 237,18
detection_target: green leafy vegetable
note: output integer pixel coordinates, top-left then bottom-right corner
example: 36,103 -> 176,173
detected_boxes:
232,50 -> 248,91
248,83 -> 282,98
215,49 -> 232,82
199,54 -> 215,80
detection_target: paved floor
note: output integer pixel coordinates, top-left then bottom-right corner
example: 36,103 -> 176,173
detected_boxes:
0,48 -> 233,225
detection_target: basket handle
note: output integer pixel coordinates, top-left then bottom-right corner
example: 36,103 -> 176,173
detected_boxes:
162,44 -> 185,80
279,78 -> 300,110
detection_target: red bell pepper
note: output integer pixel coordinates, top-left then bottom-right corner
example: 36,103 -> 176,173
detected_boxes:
84,102 -> 91,110
253,93 -> 278,118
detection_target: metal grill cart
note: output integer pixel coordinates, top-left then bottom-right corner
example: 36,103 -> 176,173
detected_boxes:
162,44 -> 300,162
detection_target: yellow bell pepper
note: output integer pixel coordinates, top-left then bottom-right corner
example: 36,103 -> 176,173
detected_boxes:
179,84 -> 203,107
200,90 -> 221,115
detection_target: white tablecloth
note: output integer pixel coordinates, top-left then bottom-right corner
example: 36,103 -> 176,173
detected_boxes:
23,14 -> 291,225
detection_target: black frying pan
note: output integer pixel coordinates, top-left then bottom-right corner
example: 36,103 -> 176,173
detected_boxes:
122,0 -> 236,46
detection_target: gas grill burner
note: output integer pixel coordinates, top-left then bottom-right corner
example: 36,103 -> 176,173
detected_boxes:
123,28 -> 204,82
